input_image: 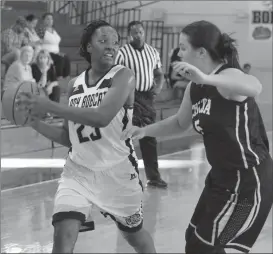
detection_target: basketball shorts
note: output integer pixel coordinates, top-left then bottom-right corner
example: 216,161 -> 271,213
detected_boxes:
52,156 -> 144,233
185,154 -> 273,253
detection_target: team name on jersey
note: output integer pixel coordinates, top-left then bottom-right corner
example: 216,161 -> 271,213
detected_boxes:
81,91 -> 107,108
69,90 -> 107,108
192,98 -> 211,118
69,97 -> 81,107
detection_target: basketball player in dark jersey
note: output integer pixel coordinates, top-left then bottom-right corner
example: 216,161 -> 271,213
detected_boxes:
16,21 -> 156,253
122,20 -> 272,253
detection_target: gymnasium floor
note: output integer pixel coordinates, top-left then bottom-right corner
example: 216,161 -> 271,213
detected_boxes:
1,131 -> 272,253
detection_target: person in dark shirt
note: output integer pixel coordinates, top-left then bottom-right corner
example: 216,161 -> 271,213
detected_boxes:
122,20 -> 272,254
31,49 -> 60,102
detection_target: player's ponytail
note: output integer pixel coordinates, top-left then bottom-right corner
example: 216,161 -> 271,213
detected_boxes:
220,33 -> 242,70
182,21 -> 243,71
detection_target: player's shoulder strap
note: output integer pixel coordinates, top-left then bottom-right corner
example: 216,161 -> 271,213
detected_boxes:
68,69 -> 90,95
100,64 -> 126,80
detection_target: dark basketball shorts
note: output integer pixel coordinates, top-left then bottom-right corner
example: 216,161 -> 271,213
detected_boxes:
185,154 -> 273,253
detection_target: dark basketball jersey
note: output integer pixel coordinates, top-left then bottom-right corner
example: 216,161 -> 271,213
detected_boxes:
190,64 -> 269,171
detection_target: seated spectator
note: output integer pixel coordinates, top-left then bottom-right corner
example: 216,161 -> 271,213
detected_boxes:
24,14 -> 42,58
168,47 -> 190,100
32,49 -> 60,103
1,17 -> 28,75
243,63 -> 251,74
37,13 -> 70,80
3,46 -> 35,92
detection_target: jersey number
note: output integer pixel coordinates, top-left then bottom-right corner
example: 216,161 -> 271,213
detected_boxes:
76,125 -> 102,143
194,120 -> 204,134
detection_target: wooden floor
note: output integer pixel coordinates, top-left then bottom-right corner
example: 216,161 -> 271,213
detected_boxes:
1,143 -> 272,253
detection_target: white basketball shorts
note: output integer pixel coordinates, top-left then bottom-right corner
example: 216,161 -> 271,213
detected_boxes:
52,156 -> 144,233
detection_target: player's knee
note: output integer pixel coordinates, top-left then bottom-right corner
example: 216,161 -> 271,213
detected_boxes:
52,219 -> 81,253
120,226 -> 151,249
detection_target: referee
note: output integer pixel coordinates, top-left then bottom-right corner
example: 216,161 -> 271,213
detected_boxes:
115,21 -> 167,188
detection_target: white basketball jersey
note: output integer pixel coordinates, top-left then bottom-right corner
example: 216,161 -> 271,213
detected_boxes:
68,65 -> 137,171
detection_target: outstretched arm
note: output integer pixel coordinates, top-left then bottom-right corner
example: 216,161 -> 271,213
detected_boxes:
142,83 -> 193,138
173,62 -> 262,98
19,68 -> 135,128
205,68 -> 262,97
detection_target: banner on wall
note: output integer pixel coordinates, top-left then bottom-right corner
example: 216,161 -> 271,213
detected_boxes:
248,1 -> 272,42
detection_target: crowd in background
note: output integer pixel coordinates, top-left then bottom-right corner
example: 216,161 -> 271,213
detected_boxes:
1,13 -> 71,104
1,12 -> 252,105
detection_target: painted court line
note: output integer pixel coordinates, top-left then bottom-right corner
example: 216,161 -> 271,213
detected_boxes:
2,131 -> 271,193
1,148 -> 205,193
1,179 -> 59,193
1,158 -> 203,170
1,141 -> 206,170
1,158 -> 203,193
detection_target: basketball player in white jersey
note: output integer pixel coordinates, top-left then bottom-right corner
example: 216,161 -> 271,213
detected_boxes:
16,20 -> 156,253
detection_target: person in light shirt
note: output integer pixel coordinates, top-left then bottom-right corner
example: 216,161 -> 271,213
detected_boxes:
4,45 -> 35,92
37,13 -> 70,80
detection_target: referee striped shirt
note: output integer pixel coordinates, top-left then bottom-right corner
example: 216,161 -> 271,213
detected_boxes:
115,43 -> 162,92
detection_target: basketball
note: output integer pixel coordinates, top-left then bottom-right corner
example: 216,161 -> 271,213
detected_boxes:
2,80 -> 40,126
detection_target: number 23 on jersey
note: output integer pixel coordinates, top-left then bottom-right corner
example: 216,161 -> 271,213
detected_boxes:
76,124 -> 102,143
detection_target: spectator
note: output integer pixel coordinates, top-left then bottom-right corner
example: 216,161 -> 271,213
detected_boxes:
168,47 -> 190,100
37,13 -> 70,80
115,21 -> 167,188
243,63 -> 251,74
32,49 -> 60,103
1,17 -> 28,75
24,14 -> 42,58
3,46 -> 35,92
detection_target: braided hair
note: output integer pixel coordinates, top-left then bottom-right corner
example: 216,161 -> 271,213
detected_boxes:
79,20 -> 112,64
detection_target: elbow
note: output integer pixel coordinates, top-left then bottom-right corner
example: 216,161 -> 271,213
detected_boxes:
176,115 -> 188,132
254,80 -> 262,96
250,76 -> 262,97
176,113 -> 192,133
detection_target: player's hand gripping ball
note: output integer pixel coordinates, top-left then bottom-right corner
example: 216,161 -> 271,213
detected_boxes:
2,80 -> 46,126
15,89 -> 50,123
